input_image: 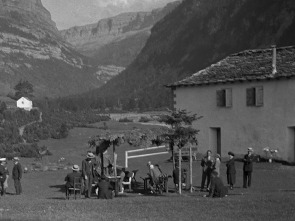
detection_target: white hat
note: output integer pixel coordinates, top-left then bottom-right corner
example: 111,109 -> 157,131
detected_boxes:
13,157 -> 20,161
86,152 -> 95,158
0,158 -> 7,162
248,147 -> 254,152
72,165 -> 80,171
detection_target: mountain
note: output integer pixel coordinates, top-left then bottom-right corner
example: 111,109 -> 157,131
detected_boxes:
60,1 -> 181,67
0,0 -> 100,98
91,0 -> 295,110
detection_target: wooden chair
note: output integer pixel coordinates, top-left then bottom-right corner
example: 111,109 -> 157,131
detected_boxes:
122,172 -> 134,192
66,177 -> 82,200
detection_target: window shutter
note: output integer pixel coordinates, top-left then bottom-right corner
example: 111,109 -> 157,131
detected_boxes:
225,88 -> 232,107
255,86 -> 264,106
246,88 -> 255,106
216,90 -> 225,107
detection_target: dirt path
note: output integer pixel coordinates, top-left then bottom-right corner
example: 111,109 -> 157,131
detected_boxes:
18,111 -> 43,137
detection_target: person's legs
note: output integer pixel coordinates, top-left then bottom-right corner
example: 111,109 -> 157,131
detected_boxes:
247,172 -> 252,187
243,171 -> 247,188
201,171 -> 206,190
0,181 -> 4,196
87,176 -> 93,198
14,179 -> 21,195
206,172 -> 211,190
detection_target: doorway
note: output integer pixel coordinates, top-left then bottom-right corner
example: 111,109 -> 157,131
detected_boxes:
210,127 -> 221,155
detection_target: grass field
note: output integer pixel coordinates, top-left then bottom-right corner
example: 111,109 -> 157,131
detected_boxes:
1,121 -> 295,221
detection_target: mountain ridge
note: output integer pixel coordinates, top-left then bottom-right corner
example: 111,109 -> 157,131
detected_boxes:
92,0 -> 295,110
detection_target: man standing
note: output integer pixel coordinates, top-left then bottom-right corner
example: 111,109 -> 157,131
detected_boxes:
82,152 -> 95,198
12,157 -> 22,195
243,147 -> 255,188
0,158 -> 7,196
226,151 -> 236,190
200,150 -> 214,191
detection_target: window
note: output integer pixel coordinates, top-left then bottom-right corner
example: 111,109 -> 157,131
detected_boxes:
246,86 -> 263,106
216,88 -> 232,107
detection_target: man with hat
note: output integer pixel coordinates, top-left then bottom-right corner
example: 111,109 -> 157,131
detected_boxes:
0,158 -> 7,196
226,152 -> 236,190
12,157 -> 22,195
82,152 -> 95,198
65,165 -> 82,198
243,147 -> 255,188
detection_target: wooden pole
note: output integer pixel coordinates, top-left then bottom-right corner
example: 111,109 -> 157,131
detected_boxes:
178,148 -> 182,194
189,145 -> 193,193
113,142 -> 117,177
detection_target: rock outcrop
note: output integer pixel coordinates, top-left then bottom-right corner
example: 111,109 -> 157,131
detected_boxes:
61,1 -> 180,66
0,0 -> 101,98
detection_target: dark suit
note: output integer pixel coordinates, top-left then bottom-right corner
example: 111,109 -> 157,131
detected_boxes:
65,172 -> 82,188
226,158 -> 236,187
97,179 -> 113,199
82,158 -> 94,197
12,163 -> 22,195
208,176 -> 228,198
243,154 -> 254,188
200,156 -> 214,189
0,164 -> 6,196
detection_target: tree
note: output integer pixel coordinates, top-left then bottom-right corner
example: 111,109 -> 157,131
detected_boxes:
14,80 -> 34,100
159,109 -> 202,194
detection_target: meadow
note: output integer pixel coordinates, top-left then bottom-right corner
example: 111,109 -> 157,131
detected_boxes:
1,121 -> 295,221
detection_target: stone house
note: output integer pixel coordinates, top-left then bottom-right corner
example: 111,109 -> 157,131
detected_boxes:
17,97 -> 33,111
167,46 -> 295,162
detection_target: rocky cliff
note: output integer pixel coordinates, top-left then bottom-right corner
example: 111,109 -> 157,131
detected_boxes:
0,0 -> 100,98
61,1 -> 180,67
93,0 -> 295,110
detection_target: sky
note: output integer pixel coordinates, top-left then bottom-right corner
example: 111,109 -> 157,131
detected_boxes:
41,0 -> 177,30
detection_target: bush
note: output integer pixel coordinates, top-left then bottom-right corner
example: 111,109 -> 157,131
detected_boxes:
118,117 -> 133,122
138,116 -> 151,122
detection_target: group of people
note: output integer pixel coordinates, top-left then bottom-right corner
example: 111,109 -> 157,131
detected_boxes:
65,151 -> 131,199
201,147 -> 255,198
0,157 -> 23,196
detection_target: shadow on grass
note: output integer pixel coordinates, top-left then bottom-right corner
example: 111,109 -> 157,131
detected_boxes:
49,184 -> 66,193
279,189 -> 295,192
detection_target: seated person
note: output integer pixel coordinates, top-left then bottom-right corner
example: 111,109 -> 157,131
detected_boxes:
204,171 -> 228,198
64,165 -> 82,197
97,175 -> 113,199
147,163 -> 162,191
108,165 -> 126,193
173,164 -> 187,190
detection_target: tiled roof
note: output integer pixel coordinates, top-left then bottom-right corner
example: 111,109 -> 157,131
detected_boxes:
167,46 -> 295,88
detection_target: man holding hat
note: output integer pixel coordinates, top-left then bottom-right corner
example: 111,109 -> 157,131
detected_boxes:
243,147 -> 255,188
12,157 -> 22,195
226,152 -> 236,190
82,152 -> 95,198
65,165 -> 82,197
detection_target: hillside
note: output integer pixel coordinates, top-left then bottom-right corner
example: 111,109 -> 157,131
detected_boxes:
92,0 -> 295,110
0,0 -> 100,98
60,1 -> 180,67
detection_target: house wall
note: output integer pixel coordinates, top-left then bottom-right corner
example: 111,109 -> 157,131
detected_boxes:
174,78 -> 295,162
17,98 -> 33,110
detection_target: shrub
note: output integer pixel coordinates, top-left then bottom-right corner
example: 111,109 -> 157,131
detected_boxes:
138,116 -> 151,122
118,117 -> 133,122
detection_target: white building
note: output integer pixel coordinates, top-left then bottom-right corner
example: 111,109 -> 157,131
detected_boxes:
17,97 -> 33,111
167,46 -> 295,162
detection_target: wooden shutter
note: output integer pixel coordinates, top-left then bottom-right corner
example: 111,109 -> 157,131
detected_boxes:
246,88 -> 255,106
225,88 -> 232,107
216,90 -> 225,107
255,86 -> 264,106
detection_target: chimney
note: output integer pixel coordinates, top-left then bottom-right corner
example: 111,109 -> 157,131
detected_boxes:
271,45 -> 277,75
